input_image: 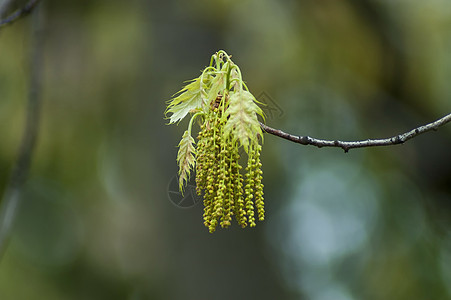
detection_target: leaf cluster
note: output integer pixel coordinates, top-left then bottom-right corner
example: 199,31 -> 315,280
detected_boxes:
165,50 -> 265,232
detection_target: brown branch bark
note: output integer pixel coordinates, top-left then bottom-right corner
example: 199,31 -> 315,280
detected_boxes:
260,113 -> 451,152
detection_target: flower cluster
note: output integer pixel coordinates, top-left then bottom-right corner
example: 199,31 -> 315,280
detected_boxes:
166,51 -> 265,233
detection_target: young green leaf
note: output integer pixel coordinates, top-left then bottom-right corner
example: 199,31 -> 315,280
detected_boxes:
166,76 -> 207,124
177,130 -> 197,194
206,62 -> 229,106
223,90 -> 264,153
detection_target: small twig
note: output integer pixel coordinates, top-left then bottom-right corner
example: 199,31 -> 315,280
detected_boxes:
0,3 -> 43,260
260,113 -> 451,153
0,0 -> 40,28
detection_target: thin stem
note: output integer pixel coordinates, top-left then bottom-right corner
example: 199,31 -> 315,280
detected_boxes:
188,112 -> 203,135
216,50 -> 231,62
260,112 -> 451,152
225,64 -> 232,93
215,53 -> 221,70
208,53 -> 215,68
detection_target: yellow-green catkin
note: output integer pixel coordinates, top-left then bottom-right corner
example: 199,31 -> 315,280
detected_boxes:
253,145 -> 265,221
168,50 -> 265,233
220,136 -> 234,228
231,141 -> 246,227
195,104 -> 265,232
244,149 -> 256,227
197,114 -> 216,229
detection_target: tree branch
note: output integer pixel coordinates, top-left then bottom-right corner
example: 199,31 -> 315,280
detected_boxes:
260,113 -> 451,152
0,3 -> 43,259
0,0 -> 40,28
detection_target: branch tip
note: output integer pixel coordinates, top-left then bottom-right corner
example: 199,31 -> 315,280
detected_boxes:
260,112 -> 451,151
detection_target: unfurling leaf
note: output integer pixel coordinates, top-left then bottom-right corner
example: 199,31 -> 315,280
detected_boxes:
223,90 -> 264,153
206,62 -> 229,105
177,130 -> 196,194
166,76 -> 208,124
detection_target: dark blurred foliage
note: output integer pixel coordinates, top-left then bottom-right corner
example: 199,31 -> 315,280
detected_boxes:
0,0 -> 450,299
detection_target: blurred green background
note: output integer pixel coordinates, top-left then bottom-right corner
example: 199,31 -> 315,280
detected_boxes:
0,0 -> 451,299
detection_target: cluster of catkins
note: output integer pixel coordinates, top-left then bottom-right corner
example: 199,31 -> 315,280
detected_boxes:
196,100 -> 264,233
167,51 -> 266,233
